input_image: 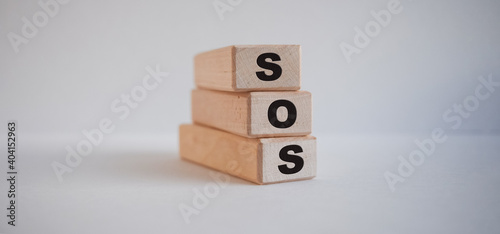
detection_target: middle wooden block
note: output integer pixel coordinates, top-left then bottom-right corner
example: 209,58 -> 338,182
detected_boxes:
192,89 -> 312,138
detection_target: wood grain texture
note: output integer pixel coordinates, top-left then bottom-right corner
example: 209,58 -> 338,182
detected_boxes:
179,124 -> 316,185
194,46 -> 235,91
191,89 -> 312,138
194,45 -> 300,92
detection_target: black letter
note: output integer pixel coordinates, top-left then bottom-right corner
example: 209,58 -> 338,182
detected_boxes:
278,145 -> 304,174
256,53 -> 282,81
268,99 -> 297,128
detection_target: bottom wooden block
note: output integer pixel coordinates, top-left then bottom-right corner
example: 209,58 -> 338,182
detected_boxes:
179,124 -> 316,185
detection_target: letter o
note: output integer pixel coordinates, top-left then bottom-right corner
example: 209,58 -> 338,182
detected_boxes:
267,99 -> 297,128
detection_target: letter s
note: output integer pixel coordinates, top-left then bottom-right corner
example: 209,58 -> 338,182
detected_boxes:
256,53 -> 282,81
278,145 -> 304,174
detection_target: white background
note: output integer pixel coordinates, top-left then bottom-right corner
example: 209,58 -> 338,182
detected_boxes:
0,0 -> 499,233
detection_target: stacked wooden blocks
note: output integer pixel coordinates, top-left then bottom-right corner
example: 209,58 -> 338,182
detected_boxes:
179,45 -> 316,185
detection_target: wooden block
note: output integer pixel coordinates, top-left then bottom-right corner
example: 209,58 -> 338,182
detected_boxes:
179,124 -> 316,185
192,89 -> 312,138
194,45 -> 301,92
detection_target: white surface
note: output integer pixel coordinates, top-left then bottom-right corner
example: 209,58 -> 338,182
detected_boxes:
1,133 -> 498,234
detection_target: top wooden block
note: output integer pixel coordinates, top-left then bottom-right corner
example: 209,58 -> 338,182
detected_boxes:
194,45 -> 301,92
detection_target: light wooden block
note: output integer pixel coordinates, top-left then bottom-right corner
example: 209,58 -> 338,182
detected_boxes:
179,124 -> 316,185
192,89 -> 312,138
194,45 -> 301,92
